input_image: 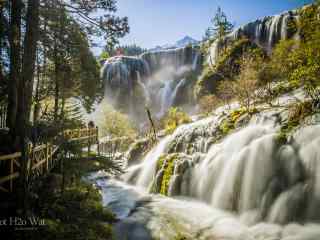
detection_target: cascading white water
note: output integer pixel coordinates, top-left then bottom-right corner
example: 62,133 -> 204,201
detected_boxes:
158,78 -> 186,117
101,46 -> 200,120
268,15 -> 282,51
136,71 -> 151,105
84,87 -> 320,239
208,10 -> 300,66
123,100 -> 320,234
124,135 -> 172,189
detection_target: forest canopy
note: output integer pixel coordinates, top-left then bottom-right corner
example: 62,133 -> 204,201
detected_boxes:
0,0 -> 129,140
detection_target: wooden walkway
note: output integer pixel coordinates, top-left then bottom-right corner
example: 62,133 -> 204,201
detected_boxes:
0,127 -> 99,193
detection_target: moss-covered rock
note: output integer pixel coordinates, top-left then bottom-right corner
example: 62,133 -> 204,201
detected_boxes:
219,108 -> 249,135
276,100 -> 315,143
195,38 -> 264,99
126,138 -> 150,166
194,68 -> 222,99
152,154 -> 180,196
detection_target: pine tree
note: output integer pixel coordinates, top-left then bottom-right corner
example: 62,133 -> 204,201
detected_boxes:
207,7 -> 234,41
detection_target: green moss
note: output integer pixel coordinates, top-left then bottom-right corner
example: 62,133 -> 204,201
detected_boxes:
220,119 -> 235,135
155,154 -> 179,196
219,108 -> 248,135
276,100 -> 315,143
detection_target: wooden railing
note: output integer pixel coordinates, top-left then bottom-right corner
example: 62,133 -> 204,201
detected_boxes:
98,137 -> 131,159
0,127 -> 99,193
63,127 -> 98,142
0,104 -> 7,129
0,152 -> 21,192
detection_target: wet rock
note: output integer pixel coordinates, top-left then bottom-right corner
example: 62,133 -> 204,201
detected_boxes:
126,138 -> 150,166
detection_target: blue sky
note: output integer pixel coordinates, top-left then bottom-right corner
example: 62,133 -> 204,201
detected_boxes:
95,0 -> 311,52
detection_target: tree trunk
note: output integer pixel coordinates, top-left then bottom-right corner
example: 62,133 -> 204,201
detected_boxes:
18,0 -> 40,212
0,4 -> 5,86
7,0 -> 22,137
54,60 -> 60,122
33,51 -> 41,122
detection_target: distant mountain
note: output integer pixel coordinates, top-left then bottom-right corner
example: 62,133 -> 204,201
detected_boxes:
149,36 -> 199,52
175,36 -> 199,48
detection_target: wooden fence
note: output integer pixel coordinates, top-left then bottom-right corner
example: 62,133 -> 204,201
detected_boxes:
0,104 -> 7,129
0,152 -> 21,192
0,127 -> 99,193
63,127 -> 98,143
98,137 -> 131,159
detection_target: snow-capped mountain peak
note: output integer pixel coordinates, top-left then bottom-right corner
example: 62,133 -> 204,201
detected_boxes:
149,36 -> 199,51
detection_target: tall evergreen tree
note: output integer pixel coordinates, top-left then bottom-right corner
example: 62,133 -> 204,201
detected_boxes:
205,7 -> 234,41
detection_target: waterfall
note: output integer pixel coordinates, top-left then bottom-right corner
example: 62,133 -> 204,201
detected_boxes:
158,78 -> 186,117
171,78 -> 186,106
101,46 -> 200,120
135,136 -> 172,188
125,106 -> 320,225
136,71 -> 151,105
268,15 -> 282,51
208,10 -> 299,66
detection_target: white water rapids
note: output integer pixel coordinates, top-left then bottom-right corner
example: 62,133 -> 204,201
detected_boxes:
87,99 -> 320,239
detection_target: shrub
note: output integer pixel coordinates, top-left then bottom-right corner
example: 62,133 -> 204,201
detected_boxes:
216,80 -> 234,109
199,94 -> 221,114
232,54 -> 259,112
269,4 -> 320,102
161,107 -> 191,134
277,100 -> 315,143
269,39 -> 299,82
99,104 -> 137,139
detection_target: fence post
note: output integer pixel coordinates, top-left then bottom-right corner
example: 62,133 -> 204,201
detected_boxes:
10,158 -> 13,192
96,127 -> 100,156
87,128 -> 91,157
46,143 -> 49,172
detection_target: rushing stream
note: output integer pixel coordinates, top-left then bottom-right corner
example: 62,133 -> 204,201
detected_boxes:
88,99 -> 320,239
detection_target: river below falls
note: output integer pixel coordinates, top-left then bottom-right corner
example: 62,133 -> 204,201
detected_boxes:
87,171 -> 320,240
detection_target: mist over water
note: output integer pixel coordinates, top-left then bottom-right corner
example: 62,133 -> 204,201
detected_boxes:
100,47 -> 200,123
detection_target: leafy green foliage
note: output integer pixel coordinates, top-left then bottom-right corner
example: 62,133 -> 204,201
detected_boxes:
26,183 -> 115,240
204,6 -> 234,41
195,38 -> 262,100
161,107 -> 192,134
99,104 -> 137,138
266,3 -> 320,102
19,152 -> 120,240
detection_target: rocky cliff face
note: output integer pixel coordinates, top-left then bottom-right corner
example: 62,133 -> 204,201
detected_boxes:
208,9 -> 300,66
